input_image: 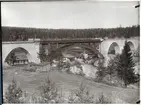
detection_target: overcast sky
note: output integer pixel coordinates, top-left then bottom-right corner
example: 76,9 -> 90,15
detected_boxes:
1,1 -> 139,29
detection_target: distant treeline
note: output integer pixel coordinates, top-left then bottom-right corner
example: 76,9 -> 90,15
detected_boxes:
2,25 -> 140,41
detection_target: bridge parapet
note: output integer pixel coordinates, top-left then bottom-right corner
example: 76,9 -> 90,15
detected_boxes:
2,40 -> 39,44
2,38 -> 103,44
41,38 -> 103,44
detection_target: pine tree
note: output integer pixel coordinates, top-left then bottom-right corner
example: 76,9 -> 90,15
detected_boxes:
116,41 -> 138,87
39,77 -> 59,103
5,79 -> 23,103
96,61 -> 106,81
106,54 -> 120,81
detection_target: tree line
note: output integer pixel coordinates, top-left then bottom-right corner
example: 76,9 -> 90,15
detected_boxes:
2,25 -> 139,41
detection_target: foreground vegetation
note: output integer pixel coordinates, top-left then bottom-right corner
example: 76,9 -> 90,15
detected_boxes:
3,67 -> 139,103
3,77 -> 125,103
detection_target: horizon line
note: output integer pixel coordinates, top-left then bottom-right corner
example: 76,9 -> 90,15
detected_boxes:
2,24 -> 139,30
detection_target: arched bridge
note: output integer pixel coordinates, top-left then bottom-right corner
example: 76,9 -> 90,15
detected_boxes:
100,37 -> 139,59
2,41 -> 40,65
2,37 -> 139,65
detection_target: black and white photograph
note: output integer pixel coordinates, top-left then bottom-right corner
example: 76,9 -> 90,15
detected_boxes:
1,1 -> 140,104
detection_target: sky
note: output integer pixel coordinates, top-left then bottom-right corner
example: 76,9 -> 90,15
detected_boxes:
1,1 -> 139,29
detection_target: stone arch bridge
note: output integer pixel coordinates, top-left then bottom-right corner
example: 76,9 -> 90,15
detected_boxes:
2,37 -> 139,65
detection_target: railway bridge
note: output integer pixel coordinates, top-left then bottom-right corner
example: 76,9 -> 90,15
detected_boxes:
2,37 -> 139,65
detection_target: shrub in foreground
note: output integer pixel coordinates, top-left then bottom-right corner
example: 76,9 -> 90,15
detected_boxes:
4,77 -> 112,103
96,93 -> 111,104
5,79 -> 23,103
68,83 -> 94,103
39,76 -> 63,103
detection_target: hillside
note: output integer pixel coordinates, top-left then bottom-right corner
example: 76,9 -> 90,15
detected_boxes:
3,65 -> 139,104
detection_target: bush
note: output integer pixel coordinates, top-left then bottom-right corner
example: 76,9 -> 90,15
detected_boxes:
105,54 -> 121,85
68,83 -> 94,103
96,61 -> 106,81
39,76 -> 63,103
3,78 -> 114,103
96,93 -> 111,104
5,79 -> 23,103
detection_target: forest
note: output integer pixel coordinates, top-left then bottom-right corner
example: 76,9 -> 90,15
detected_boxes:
2,25 -> 140,41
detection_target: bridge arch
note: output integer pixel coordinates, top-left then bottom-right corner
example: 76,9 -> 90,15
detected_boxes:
108,42 -> 120,56
61,44 -> 104,58
4,47 -> 32,65
47,43 -> 104,62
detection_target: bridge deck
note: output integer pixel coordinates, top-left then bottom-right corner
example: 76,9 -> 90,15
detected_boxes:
2,38 -> 103,44
41,38 -> 103,44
